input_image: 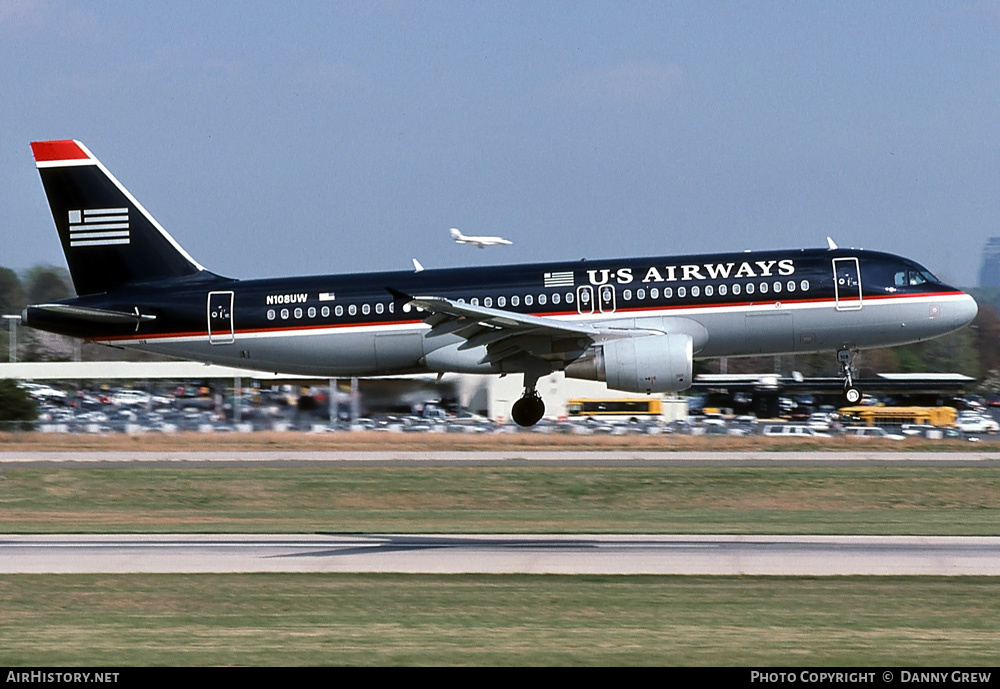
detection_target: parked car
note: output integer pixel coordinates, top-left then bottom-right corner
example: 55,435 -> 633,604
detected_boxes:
839,426 -> 905,440
761,424 -> 831,438
955,415 -> 1000,434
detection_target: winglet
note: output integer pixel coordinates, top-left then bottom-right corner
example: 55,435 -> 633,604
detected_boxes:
826,237 -> 838,250
412,258 -> 424,273
386,287 -> 414,305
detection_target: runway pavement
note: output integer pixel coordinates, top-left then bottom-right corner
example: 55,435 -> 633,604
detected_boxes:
3,534 -> 1000,575
4,450 -> 1000,465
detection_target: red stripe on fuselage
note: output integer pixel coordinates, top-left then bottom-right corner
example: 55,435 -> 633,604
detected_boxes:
30,140 -> 89,163
92,291 -> 965,345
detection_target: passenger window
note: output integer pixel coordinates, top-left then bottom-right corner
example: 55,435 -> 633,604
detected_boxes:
787,280 -> 796,292
362,304 -> 370,315
746,283 -> 755,295
551,293 -> 560,305
498,296 -> 506,307
349,305 -> 357,316
691,285 -> 700,297
800,280 -> 809,291
772,281 -> 781,293
704,285 -> 713,297
471,298 -> 479,306
484,297 -> 493,307
525,295 -> 533,306
565,292 -> 574,304
732,284 -> 741,296
759,283 -> 768,294
677,286 -> 687,298
538,293 -> 547,305
322,306 -> 330,317
664,287 -> 673,298
636,288 -> 646,300
623,289 -> 632,301
267,309 -> 276,321
375,303 -> 384,314
294,308 -> 303,318
281,309 -> 289,319
308,307 -> 317,318
719,284 -> 727,296
650,287 -> 659,299
335,305 -> 343,317
511,295 -> 520,306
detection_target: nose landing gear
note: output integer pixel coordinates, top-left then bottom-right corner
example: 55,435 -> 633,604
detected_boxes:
838,348 -> 862,404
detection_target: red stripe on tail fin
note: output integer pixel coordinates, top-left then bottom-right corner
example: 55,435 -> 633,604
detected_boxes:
31,140 -> 90,163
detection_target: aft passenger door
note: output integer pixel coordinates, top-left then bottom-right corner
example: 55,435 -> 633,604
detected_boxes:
832,257 -> 862,311
207,291 -> 235,344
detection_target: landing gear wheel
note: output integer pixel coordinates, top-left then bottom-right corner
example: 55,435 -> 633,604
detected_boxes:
844,387 -> 862,404
512,394 -> 545,427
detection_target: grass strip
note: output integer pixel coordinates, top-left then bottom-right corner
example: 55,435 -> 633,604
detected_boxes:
1,574 -> 997,666
1,466 -> 999,535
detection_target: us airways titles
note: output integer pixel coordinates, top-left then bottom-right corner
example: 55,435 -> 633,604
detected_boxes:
584,259 -> 796,286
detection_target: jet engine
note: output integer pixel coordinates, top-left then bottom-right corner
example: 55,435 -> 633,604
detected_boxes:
564,333 -> 693,393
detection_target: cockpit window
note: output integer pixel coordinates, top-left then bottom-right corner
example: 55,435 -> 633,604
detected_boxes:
894,270 -> 936,287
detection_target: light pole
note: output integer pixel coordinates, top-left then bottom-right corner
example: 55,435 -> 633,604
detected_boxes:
3,315 -> 19,363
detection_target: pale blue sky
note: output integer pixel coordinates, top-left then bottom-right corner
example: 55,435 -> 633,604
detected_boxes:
3,1 -> 999,286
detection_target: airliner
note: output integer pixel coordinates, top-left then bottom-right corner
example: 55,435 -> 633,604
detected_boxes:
450,227 -> 513,248
24,140 -> 978,426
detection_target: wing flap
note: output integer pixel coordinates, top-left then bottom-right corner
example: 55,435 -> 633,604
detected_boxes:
392,290 -> 599,368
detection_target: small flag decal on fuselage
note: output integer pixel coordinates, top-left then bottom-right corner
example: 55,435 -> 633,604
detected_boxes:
543,271 -> 574,288
68,208 -> 130,247
319,292 -> 336,302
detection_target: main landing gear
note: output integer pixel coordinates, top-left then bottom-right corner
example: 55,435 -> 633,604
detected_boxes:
838,348 -> 862,404
511,389 -> 545,427
511,366 -> 547,427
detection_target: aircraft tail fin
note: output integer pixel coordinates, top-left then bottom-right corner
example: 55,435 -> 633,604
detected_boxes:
30,140 -> 206,297
450,228 -> 463,240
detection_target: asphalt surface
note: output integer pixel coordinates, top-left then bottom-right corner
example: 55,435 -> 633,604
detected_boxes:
4,450 -> 1000,466
3,534 -> 999,575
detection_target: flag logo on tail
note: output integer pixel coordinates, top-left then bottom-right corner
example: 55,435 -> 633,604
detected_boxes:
543,271 -> 574,288
68,208 -> 130,247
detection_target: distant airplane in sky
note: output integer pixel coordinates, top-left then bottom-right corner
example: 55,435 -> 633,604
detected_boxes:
450,227 -> 512,248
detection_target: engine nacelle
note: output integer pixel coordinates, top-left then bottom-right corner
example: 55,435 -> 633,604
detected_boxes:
564,334 -> 693,393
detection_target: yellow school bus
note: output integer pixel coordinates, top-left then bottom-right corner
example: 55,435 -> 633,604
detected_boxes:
837,406 -> 957,428
566,398 -> 663,421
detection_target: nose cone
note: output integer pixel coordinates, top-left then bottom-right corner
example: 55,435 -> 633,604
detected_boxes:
940,292 -> 979,334
956,292 -> 979,328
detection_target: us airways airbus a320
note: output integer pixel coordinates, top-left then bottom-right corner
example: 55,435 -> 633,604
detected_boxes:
23,140 -> 978,426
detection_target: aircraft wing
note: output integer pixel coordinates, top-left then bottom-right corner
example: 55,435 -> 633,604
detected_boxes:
393,291 -> 602,365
